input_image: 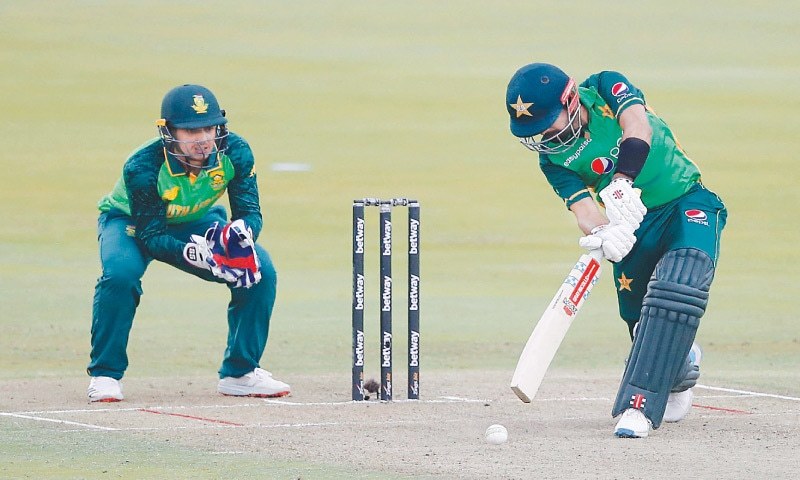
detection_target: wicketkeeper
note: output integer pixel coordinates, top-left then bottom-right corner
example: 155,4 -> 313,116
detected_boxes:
87,84 -> 290,402
505,63 -> 727,437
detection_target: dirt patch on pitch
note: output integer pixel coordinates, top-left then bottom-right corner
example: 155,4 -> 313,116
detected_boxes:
1,371 -> 797,479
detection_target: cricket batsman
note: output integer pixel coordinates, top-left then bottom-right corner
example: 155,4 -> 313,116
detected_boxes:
505,63 -> 727,437
87,84 -> 290,402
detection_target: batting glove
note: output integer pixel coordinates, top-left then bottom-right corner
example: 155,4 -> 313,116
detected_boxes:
599,177 -> 647,231
183,234 -> 242,284
579,223 -> 636,263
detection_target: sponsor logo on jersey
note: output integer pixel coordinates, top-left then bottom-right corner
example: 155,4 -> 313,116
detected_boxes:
611,82 -> 634,104
563,137 -> 592,166
191,95 -> 209,114
685,209 -> 709,226
162,186 -> 180,201
591,157 -> 615,175
611,82 -> 629,96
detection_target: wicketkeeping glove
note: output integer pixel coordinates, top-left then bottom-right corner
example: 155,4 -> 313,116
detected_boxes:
219,219 -> 261,288
182,232 -> 242,284
578,223 -> 636,263
599,177 -> 647,231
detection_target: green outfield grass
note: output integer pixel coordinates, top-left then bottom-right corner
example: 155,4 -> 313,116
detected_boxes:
1,1 -> 798,478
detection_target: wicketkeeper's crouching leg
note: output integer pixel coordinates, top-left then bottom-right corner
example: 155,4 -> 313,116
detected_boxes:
219,242 -> 277,379
612,248 -> 715,431
216,243 -> 291,397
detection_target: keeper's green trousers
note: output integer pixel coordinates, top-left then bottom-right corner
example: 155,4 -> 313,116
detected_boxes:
87,205 -> 277,380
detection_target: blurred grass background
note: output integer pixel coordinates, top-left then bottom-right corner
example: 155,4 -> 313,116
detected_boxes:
1,0 -> 797,391
2,1 -> 798,477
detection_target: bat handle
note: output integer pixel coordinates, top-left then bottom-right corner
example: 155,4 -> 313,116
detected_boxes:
588,248 -> 603,261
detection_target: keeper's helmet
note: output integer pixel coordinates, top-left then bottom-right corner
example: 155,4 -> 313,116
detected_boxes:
156,84 -> 229,162
506,63 -> 582,154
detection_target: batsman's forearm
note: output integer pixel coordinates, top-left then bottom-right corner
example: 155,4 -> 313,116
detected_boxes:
570,197 -> 609,235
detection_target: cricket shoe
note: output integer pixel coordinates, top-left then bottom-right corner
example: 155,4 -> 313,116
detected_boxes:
614,408 -> 651,438
217,368 -> 291,398
87,376 -> 124,402
664,389 -> 694,423
664,343 -> 703,423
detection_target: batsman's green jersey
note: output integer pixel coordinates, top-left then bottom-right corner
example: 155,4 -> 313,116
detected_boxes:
539,71 -> 701,209
98,132 -> 262,266
535,71 -> 726,329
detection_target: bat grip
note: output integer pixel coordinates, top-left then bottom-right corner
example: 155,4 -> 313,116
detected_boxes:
588,248 -> 603,261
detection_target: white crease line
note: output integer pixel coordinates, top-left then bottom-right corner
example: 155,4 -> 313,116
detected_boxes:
262,396 -> 486,406
537,396 -> 611,402
68,418 -> 431,432
9,403 -> 265,415
694,394 -> 758,399
696,384 -> 800,401
0,412 -> 116,431
438,396 -> 487,402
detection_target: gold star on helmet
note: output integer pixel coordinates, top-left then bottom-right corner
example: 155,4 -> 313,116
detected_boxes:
510,95 -> 534,118
599,104 -> 614,119
617,273 -> 633,292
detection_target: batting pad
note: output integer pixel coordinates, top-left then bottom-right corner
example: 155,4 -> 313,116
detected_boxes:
612,248 -> 714,428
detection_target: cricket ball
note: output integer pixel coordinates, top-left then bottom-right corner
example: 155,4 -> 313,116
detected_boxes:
485,424 -> 508,445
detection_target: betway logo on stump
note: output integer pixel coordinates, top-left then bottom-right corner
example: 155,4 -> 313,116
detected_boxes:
354,273 -> 365,310
409,330 -> 420,367
382,276 -> 392,311
409,274 -> 420,311
354,218 -> 365,253
409,218 -> 419,254
382,220 -> 392,255
381,331 -> 392,367
354,330 -> 365,366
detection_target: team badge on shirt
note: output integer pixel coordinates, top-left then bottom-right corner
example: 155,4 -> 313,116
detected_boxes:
210,172 -> 226,190
591,157 -> 615,175
598,104 -> 614,118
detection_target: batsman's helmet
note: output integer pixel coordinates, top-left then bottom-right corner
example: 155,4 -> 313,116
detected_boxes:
156,84 -> 229,163
506,63 -> 582,154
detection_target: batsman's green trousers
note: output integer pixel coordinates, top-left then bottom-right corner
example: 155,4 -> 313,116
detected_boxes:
88,205 -> 277,379
614,183 -> 727,336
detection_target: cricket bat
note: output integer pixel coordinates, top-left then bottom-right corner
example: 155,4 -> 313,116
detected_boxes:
510,249 -> 603,403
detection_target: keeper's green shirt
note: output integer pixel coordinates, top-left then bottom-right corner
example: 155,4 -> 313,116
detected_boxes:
538,71 -> 701,209
98,132 -> 262,265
